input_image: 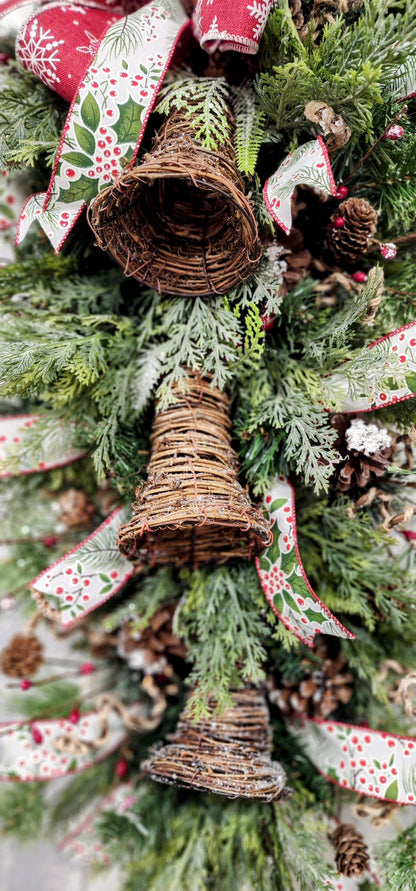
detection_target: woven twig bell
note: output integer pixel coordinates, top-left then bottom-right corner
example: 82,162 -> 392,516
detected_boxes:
141,686 -> 287,801
117,371 -> 272,567
88,104 -> 262,296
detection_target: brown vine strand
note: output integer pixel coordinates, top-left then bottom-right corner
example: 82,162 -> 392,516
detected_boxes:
52,687 -> 166,756
31,589 -> 61,622
117,371 -> 272,567
88,104 -> 261,297
391,672 -> 416,717
350,485 -> 416,530
141,687 -> 288,802
354,796 -> 400,828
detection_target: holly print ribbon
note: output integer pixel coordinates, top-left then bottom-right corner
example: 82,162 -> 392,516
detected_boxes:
0,414 -> 85,476
263,137 -> 337,234
15,0 -> 189,250
0,170 -> 29,265
256,477 -> 354,646
291,717 -> 416,805
0,704 -> 137,781
192,0 -> 273,54
323,321 -> 416,413
59,783 -> 138,865
31,505 -> 136,626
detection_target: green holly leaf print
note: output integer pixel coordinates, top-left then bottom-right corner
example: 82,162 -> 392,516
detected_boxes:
60,174 -> 99,204
384,779 -> 398,799
113,98 -> 144,144
63,151 -> 94,168
270,498 -> 287,513
280,546 -> 298,576
80,93 -> 100,131
74,123 -> 96,157
0,202 -> 15,221
405,372 -> 416,392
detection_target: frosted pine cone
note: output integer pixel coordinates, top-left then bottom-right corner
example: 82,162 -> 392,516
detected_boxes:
327,198 -> 377,262
333,418 -> 392,492
1,633 -> 44,677
118,603 -> 187,676
58,489 -> 95,529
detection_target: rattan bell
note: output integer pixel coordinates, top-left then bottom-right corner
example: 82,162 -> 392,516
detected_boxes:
141,686 -> 287,801
88,104 -> 262,297
117,371 -> 272,567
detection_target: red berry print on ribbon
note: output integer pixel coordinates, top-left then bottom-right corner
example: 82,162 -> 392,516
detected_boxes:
256,477 -> 354,646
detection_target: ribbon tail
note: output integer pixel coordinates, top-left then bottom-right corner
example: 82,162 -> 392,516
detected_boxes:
16,193 -> 86,250
264,137 -> 336,234
290,716 -> 416,805
256,477 -> 354,646
31,505 -> 136,626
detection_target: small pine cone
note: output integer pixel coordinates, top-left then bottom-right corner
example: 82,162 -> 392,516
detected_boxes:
289,0 -> 308,37
1,633 -> 44,677
331,823 -> 370,878
58,489 -> 96,530
118,603 -> 187,675
336,449 -> 391,491
327,198 -> 377,262
267,642 -> 353,719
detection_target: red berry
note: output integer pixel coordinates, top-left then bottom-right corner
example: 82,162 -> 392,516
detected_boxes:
351,271 -> 367,283
115,758 -> 128,778
335,185 -> 348,199
68,708 -> 81,724
380,242 -> 397,260
42,535 -> 58,548
20,678 -> 32,691
31,724 -> 43,745
79,661 -> 95,675
332,216 -> 345,229
383,124 -> 404,141
261,314 -> 275,332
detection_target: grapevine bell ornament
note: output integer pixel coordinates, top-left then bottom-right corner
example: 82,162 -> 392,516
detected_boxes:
88,103 -> 262,296
117,371 -> 272,567
141,686 -> 288,801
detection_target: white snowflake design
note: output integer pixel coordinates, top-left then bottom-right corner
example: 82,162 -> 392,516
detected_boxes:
77,29 -> 102,56
17,19 -> 64,89
247,0 -> 272,40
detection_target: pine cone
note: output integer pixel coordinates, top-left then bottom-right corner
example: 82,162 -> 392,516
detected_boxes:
1,633 -> 44,677
268,640 -> 353,719
58,489 -> 96,530
331,823 -> 370,878
270,228 -> 312,296
118,603 -> 187,676
332,417 -> 392,492
326,198 -> 377,262
289,0 -> 308,38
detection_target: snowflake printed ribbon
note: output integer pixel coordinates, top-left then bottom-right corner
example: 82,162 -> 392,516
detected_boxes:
291,717 -> 416,806
255,477 -> 354,646
0,704 -> 139,781
192,0 -> 274,54
264,137 -> 337,234
31,505 -> 136,626
15,0 -> 189,250
0,414 -> 85,476
323,321 -> 416,413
